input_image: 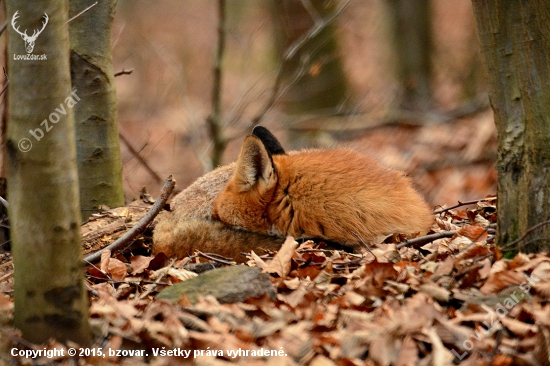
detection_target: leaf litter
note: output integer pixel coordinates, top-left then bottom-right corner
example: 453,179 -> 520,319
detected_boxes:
2,196 -> 550,365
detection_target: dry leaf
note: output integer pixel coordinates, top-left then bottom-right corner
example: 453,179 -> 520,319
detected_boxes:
106,257 -> 127,281
265,236 -> 298,277
129,255 -> 155,275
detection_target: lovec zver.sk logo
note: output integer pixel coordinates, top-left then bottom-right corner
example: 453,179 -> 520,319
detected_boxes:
11,11 -> 48,60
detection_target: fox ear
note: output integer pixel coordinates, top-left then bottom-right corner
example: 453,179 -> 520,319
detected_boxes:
234,135 -> 275,192
251,126 -> 286,155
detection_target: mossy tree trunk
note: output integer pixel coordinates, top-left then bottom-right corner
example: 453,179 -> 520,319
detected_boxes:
6,0 -> 91,344
69,0 -> 124,219
472,0 -> 550,252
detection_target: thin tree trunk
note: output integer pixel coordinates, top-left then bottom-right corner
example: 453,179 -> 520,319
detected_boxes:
206,0 -> 227,170
388,0 -> 432,111
69,0 -> 124,219
472,0 -> 550,252
6,0 -> 91,344
274,0 -> 349,148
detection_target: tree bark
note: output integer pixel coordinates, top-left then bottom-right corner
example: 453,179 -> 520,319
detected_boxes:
69,0 -> 124,219
472,0 -> 550,252
388,0 -> 433,111
206,0 -> 227,170
6,0 -> 91,344
274,0 -> 349,148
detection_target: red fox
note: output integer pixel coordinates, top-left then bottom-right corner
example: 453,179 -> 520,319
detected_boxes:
153,126 -> 433,260
212,130 -> 434,246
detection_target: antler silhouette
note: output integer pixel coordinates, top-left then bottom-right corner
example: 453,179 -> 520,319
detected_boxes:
11,11 -> 49,53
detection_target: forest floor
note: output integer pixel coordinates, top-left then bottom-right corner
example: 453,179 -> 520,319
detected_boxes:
1,190 -> 550,365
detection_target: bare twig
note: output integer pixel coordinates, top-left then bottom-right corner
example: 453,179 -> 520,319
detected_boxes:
285,0 -> 351,60
114,68 -> 134,77
0,22 -> 7,38
244,0 -> 352,131
247,97 -> 490,134
433,196 -> 496,215
119,131 -> 163,184
83,175 -> 176,264
0,196 -> 8,209
500,219 -> 550,250
397,231 -> 457,249
198,251 -> 234,266
299,0 -> 323,24
0,79 -> 9,99
206,0 -> 228,169
351,231 -> 376,258
66,1 -> 98,24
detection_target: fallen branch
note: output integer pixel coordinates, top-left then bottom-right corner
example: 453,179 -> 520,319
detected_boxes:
83,175 -> 175,264
433,196 -> 496,215
397,231 -> 456,249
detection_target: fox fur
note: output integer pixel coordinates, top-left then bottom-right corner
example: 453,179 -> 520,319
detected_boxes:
212,134 -> 434,246
154,126 -> 433,261
152,162 -> 285,261
152,127 -> 287,261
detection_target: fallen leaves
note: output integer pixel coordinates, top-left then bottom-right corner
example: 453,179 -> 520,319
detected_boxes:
4,197 -> 550,365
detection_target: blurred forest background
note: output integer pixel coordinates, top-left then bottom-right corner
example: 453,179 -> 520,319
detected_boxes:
6,0 -> 498,207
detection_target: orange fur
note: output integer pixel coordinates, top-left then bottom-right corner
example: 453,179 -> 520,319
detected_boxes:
213,135 -> 433,245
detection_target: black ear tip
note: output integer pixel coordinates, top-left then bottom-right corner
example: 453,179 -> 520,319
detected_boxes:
251,125 -> 286,156
252,126 -> 268,134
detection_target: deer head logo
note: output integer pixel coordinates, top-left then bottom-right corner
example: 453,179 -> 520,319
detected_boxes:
11,11 -> 49,54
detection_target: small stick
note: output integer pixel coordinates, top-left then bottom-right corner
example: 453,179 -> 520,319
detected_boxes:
197,252 -> 234,266
114,68 -> 134,77
433,196 -> 496,215
397,231 -> 456,249
83,175 -> 175,264
119,132 -> 163,184
66,1 -> 98,24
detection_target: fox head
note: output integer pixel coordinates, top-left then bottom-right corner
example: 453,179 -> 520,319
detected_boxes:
213,130 -> 282,234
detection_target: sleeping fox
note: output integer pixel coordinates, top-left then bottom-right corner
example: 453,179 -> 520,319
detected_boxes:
153,126 -> 433,260
212,129 -> 434,247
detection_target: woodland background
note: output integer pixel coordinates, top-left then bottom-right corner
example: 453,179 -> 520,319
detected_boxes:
5,1 -> 550,365
20,0 -> 494,207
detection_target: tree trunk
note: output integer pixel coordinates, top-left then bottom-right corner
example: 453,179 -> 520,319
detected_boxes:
206,0 -> 227,170
472,0 -> 550,252
6,0 -> 91,344
388,0 -> 433,111
274,0 -> 349,148
69,0 -> 124,219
